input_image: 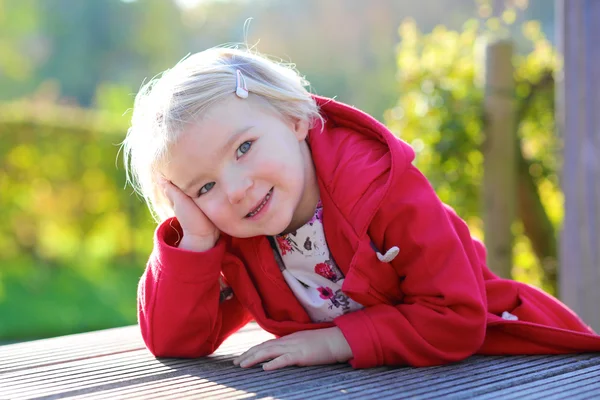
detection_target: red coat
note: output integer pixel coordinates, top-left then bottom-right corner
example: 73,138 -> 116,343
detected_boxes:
138,96 -> 600,368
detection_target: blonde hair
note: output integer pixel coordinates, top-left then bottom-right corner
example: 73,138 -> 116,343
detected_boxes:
122,47 -> 322,222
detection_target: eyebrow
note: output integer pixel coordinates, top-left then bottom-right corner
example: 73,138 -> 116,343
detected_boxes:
180,125 -> 254,194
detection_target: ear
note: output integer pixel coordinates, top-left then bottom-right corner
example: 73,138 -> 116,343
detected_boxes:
291,118 -> 310,141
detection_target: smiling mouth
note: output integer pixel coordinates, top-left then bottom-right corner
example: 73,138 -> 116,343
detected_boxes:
246,188 -> 273,218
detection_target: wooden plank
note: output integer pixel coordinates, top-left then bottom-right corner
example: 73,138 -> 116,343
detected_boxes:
285,354 -> 600,400
0,326 -> 145,373
0,324 -> 274,400
1,324 -> 600,399
480,38 -> 517,279
477,364 -> 600,399
556,0 -> 600,331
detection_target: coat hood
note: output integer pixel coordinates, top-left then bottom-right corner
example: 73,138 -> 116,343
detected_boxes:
309,95 -> 416,237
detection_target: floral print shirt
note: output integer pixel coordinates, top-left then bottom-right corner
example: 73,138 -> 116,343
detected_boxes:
269,200 -> 364,323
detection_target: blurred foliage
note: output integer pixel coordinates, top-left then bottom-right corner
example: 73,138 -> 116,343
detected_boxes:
0,0 -> 558,341
386,16 -> 561,292
0,102 -> 154,339
0,0 -> 554,118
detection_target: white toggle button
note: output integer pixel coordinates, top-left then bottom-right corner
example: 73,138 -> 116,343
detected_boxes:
502,311 -> 519,321
376,246 -> 400,263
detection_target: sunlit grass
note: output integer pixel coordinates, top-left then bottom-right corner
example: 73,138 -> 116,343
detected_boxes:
0,262 -> 142,341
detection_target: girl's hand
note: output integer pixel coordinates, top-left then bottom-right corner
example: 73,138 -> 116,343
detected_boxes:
160,178 -> 220,252
233,327 -> 353,371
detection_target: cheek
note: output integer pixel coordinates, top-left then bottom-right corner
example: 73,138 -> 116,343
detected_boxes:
254,158 -> 301,188
255,142 -> 304,176
195,198 -> 227,225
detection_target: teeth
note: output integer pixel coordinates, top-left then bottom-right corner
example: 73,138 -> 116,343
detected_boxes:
247,190 -> 272,217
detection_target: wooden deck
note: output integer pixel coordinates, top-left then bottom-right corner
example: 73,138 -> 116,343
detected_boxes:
1,324 -> 600,399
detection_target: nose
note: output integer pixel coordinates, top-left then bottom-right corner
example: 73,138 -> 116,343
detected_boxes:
224,169 -> 252,204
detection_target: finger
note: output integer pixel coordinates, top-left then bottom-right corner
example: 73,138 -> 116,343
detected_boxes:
233,347 -> 264,367
233,347 -> 255,366
233,339 -> 278,365
162,181 -> 203,223
262,353 -> 298,371
158,178 -> 176,209
161,179 -> 185,205
236,345 -> 286,368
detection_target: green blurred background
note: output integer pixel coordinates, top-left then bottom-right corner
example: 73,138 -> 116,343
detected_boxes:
0,0 -> 559,342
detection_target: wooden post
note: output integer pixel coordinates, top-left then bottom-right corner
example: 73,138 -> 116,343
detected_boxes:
556,0 -> 600,331
480,39 -> 516,279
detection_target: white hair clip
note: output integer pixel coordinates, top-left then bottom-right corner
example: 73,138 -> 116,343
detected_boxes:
235,69 -> 248,99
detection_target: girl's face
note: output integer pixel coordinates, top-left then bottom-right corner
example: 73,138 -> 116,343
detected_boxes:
163,95 -> 320,238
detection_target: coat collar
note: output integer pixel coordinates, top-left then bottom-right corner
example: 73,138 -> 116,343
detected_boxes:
308,96 -> 415,238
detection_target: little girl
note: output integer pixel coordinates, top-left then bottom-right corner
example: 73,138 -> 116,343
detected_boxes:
124,47 -> 600,370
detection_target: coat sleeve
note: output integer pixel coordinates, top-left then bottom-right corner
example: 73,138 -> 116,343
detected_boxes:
138,218 -> 253,358
334,165 -> 488,368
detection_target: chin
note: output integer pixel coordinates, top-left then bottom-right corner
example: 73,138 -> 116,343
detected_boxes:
264,219 -> 294,236
226,225 -> 285,239
226,213 -> 294,238
262,226 -> 286,237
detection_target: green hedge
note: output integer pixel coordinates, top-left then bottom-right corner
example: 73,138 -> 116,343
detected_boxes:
0,101 -> 155,340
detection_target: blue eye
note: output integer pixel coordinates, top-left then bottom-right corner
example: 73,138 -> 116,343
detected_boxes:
236,141 -> 252,158
199,182 -> 215,196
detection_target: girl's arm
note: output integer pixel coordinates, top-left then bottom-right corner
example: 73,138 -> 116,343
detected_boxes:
335,165 -> 488,368
138,218 -> 253,358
